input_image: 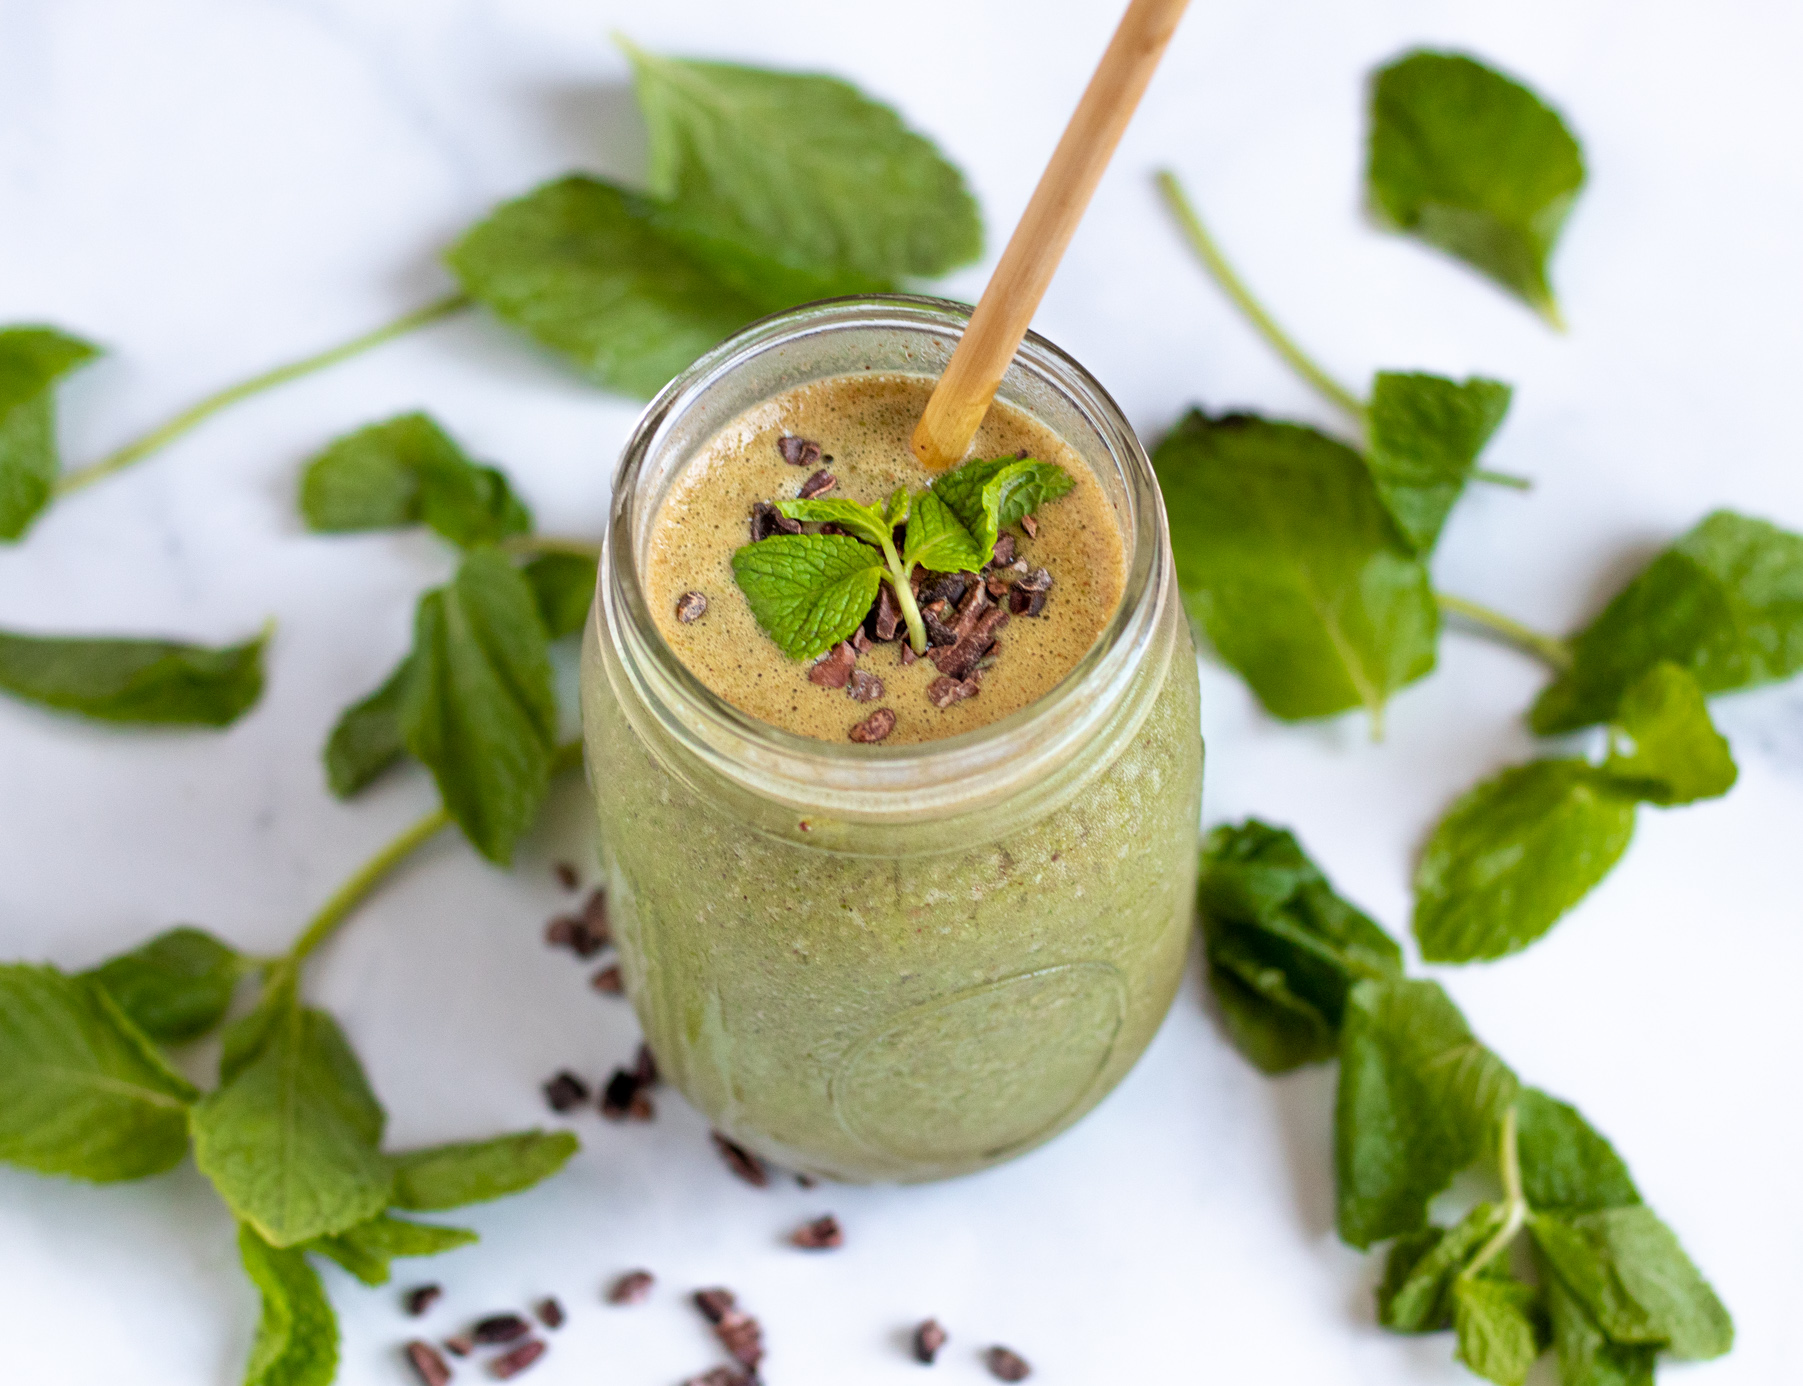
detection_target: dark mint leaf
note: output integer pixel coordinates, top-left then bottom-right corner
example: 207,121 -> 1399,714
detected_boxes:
305,1213 -> 476,1287
1453,1276 -> 1548,1386
448,176 -> 763,400
238,1222 -> 338,1386
1198,821 -> 1403,1073
389,1129 -> 580,1211
85,926 -> 244,1044
0,626 -> 267,726
1516,1088 -> 1640,1214
1336,978 -> 1519,1247
1413,759 -> 1639,963
778,496 -> 896,549
0,965 -> 197,1182
523,553 -> 599,640
932,456 -> 1074,543
192,985 -> 391,1247
1601,662 -> 1737,805
402,550 -> 559,865
1377,1200 -> 1508,1332
622,43 -> 981,304
1365,372 -> 1512,554
1541,1265 -> 1656,1386
902,488 -> 987,575
1155,410 -> 1437,726
1532,511 -> 1803,733
1368,51 -> 1584,325
323,656 -> 414,800
731,533 -> 885,660
0,325 -> 101,541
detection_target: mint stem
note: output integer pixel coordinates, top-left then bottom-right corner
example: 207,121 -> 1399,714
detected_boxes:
1435,591 -> 1572,671
1461,1105 -> 1527,1281
1155,170 -> 1367,424
878,533 -> 928,654
1471,468 -> 1532,491
55,293 -> 472,498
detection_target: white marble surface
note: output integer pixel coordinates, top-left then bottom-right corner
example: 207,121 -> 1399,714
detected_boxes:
2,1 -> 1801,1382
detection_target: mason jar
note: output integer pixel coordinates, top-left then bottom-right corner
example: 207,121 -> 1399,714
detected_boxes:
581,296 -> 1202,1183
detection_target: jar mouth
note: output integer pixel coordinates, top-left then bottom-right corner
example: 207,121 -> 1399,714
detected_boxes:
599,295 -> 1171,818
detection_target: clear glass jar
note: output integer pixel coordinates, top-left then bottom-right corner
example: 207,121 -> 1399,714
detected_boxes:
581,297 -> 1202,1183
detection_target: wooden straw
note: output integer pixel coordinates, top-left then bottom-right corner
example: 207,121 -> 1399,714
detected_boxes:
911,0 -> 1191,471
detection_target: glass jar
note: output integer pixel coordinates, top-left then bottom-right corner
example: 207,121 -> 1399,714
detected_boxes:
581,297 -> 1202,1183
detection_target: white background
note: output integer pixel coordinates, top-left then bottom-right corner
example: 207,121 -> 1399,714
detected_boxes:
2,1 -> 1800,1382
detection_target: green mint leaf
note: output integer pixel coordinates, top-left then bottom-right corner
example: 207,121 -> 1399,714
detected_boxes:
1541,1266 -> 1657,1386
0,625 -> 268,727
448,175 -> 763,400
85,926 -> 244,1044
389,1129 -> 580,1211
401,550 -> 559,865
1413,759 -> 1639,963
778,496 -> 896,549
903,487 -> 988,575
1368,51 -> 1584,325
1198,821 -> 1403,1073
622,42 -> 981,304
305,1213 -> 477,1287
1530,1208 -> 1733,1360
1454,1276 -> 1548,1386
1336,978 -> 1519,1248
192,984 -> 391,1247
1377,1201 -> 1509,1332
323,656 -> 414,800
1516,1088 -> 1640,1215
0,964 -> 197,1182
523,553 -> 599,640
0,325 -> 101,541
932,456 -> 1074,547
238,1222 -> 338,1386
1365,372 -> 1512,554
730,533 -> 885,661
1155,410 -> 1437,725
1532,510 -> 1803,733
884,486 -> 911,527
1600,662 -> 1737,806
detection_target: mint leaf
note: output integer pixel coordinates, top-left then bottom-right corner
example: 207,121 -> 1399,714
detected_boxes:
1336,978 -> 1519,1247
523,553 -> 599,640
389,1129 -> 579,1210
0,964 -> 196,1182
448,176 -> 763,400
0,325 -> 101,541
932,456 -> 1074,545
1413,759 -> 1639,963
402,550 -> 559,865
238,1222 -> 338,1386
86,926 -> 244,1044
902,488 -> 987,575
1542,1267 -> 1656,1386
1377,1201 -> 1509,1332
299,413 -> 531,550
0,626 -> 267,726
1516,1089 -> 1640,1215
191,983 -> 391,1247
1453,1276 -> 1547,1386
1155,410 -> 1437,725
1532,511 -> 1803,733
323,656 -> 414,799
778,496 -> 896,549
1368,51 -> 1585,325
731,533 -> 885,660
1601,662 -> 1737,806
1365,372 -> 1512,554
1198,821 -> 1403,1073
306,1213 -> 477,1287
623,43 -> 981,304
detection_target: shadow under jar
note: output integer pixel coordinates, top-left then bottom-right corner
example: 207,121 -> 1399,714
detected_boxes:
581,297 -> 1202,1183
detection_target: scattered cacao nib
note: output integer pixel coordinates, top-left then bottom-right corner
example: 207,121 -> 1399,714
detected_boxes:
443,1334 -> 473,1358
921,601 -> 958,647
543,915 -> 577,950
712,1134 -> 769,1187
777,435 -> 823,467
795,1172 -> 817,1189
693,1289 -> 737,1325
403,1284 -> 443,1317
534,1298 -> 564,1330
472,1313 -> 532,1345
715,1309 -> 764,1369
846,669 -> 885,702
927,675 -> 981,709
553,862 -> 579,891
1017,565 -> 1052,593
601,1068 -> 644,1120
1020,513 -> 1038,539
914,1319 -> 948,1364
608,1269 -> 655,1305
985,574 -> 1009,600
676,590 -> 709,623
546,891 -> 608,958
580,888 -> 611,944
989,532 -> 1017,567
789,1214 -> 844,1249
986,1346 -> 1032,1381
929,601 -> 1009,681
1008,586 -> 1047,617
591,964 -> 623,995
899,642 -> 919,666
797,468 -> 837,498
867,582 -> 903,642
850,625 -> 873,654
542,1071 -> 590,1113
405,1340 -> 453,1386
918,572 -> 970,607
816,521 -> 847,536
632,1042 -> 659,1087
848,707 -> 897,743
683,1370 -> 752,1386
488,1339 -> 546,1378
808,641 -> 857,689
750,501 -> 802,542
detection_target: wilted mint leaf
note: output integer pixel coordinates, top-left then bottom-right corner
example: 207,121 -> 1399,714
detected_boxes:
1368,51 -> 1585,325
323,656 -> 414,800
731,534 -> 885,660
1377,1200 -> 1508,1333
1365,372 -> 1512,554
1516,1088 -> 1640,1215
0,325 -> 101,541
85,926 -> 244,1044
305,1213 -> 476,1287
0,626 -> 267,727
523,553 -> 599,640
238,1223 -> 338,1386
1453,1276 -> 1547,1386
1601,662 -> 1737,806
389,1129 -> 580,1211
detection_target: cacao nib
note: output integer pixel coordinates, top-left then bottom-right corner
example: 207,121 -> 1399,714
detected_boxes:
846,669 -> 885,702
489,1339 -> 547,1378
675,590 -> 708,623
986,1346 -> 1032,1380
797,468 -> 837,498
808,641 -> 856,689
472,1314 -> 532,1345
776,435 -> 823,467
591,964 -> 623,994
867,583 -> 903,642
789,1214 -> 843,1249
750,501 -> 802,542
403,1284 -> 442,1317
693,1289 -> 737,1324
1020,513 -> 1038,538
712,1134 -> 769,1187
607,1270 -> 654,1305
542,1072 -> 590,1112
848,707 -> 897,742
914,1319 -> 948,1364
927,675 -> 980,709
534,1298 -> 564,1330
988,532 -> 1017,567
405,1340 -> 452,1386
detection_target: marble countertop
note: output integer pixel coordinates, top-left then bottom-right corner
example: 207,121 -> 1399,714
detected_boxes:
2,1 -> 1799,1382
